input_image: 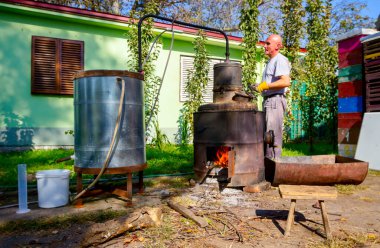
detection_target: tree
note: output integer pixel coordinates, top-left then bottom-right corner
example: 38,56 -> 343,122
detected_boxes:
280,0 -> 304,142
164,0 -> 243,35
301,0 -> 338,150
176,31 -> 209,144
125,0 -> 162,139
329,0 -> 375,42
239,0 -> 262,92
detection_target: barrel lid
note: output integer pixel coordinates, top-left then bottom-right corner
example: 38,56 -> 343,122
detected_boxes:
74,70 -> 144,80
214,62 -> 242,69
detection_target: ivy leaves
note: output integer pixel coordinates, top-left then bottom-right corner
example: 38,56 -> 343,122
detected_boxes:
240,0 -> 261,92
181,31 -> 210,141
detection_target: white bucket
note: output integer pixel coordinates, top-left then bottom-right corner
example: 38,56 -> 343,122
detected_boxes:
36,169 -> 71,208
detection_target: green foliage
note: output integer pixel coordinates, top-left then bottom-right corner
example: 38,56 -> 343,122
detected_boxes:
0,145 -> 194,187
64,130 -> 74,136
175,108 -> 191,146
0,149 -> 74,187
144,144 -> 193,176
280,0 -> 305,144
151,120 -> 170,150
176,31 -> 209,144
299,0 -> 338,148
125,0 -> 161,138
239,0 -> 261,94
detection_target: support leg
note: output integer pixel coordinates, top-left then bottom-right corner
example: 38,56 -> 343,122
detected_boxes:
138,171 -> 144,193
126,173 -> 133,206
75,172 -> 84,208
319,200 -> 332,240
284,199 -> 296,237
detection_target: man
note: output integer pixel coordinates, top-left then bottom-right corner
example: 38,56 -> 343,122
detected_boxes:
254,34 -> 291,159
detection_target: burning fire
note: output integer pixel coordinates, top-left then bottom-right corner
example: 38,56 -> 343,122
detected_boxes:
214,147 -> 229,168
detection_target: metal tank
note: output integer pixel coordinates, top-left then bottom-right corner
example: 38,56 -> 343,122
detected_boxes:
73,70 -> 146,170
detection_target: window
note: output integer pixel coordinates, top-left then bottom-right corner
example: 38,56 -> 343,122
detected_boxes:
180,56 -> 231,103
31,36 -> 84,95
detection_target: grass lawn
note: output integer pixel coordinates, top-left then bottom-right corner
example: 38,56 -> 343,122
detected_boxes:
0,142 -> 337,188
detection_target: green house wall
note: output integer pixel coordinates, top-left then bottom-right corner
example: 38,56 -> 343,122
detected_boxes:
0,1 -> 261,149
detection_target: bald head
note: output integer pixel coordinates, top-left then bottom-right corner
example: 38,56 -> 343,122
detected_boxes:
264,34 -> 283,58
268,34 -> 283,46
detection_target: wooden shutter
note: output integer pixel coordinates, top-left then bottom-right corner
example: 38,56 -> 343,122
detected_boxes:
31,36 -> 84,95
60,40 -> 84,95
32,37 -> 58,94
363,38 -> 380,112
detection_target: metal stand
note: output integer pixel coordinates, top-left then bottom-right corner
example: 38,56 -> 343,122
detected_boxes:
74,164 -> 147,208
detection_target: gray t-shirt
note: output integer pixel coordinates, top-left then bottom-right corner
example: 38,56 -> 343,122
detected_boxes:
261,53 -> 291,97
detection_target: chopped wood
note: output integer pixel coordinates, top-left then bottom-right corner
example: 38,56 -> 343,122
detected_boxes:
81,207 -> 162,247
167,200 -> 208,228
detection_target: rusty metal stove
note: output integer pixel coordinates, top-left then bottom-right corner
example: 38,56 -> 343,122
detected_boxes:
193,62 -> 265,187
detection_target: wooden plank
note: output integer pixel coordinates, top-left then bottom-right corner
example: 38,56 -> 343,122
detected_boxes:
338,113 -> 362,128
338,35 -> 365,54
284,199 -> 296,237
338,80 -> 363,98
279,185 -> 337,200
338,73 -> 362,83
338,144 -> 357,158
338,64 -> 362,77
338,96 -> 363,113
320,200 -> 332,240
167,201 -> 208,228
337,127 -> 361,144
339,49 -> 362,68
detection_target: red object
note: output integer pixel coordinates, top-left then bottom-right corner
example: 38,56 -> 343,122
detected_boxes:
338,80 -> 363,98
338,35 -> 365,54
337,127 -> 361,144
338,113 -> 363,129
339,49 -> 363,68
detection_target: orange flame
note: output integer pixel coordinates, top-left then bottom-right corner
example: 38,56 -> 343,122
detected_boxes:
214,147 -> 229,168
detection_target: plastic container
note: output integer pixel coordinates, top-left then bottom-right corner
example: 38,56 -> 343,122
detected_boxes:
17,164 -> 30,214
36,169 -> 71,208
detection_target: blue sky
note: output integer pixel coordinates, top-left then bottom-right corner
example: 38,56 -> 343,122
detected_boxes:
363,0 -> 379,19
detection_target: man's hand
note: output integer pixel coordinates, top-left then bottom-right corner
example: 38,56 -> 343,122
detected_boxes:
255,81 -> 269,93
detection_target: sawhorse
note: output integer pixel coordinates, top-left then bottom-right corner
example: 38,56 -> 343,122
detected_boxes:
279,185 -> 338,239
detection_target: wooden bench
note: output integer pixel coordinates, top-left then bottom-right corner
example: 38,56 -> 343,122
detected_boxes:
279,185 -> 338,239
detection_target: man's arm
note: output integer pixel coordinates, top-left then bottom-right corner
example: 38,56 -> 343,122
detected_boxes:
266,75 -> 291,90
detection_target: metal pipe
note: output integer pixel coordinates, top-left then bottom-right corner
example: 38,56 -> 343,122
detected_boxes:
138,14 -> 230,72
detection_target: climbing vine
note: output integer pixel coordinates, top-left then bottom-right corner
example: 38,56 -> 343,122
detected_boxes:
126,1 -> 161,139
280,0 -> 304,142
239,0 -> 261,93
302,0 -> 338,149
176,31 -> 209,145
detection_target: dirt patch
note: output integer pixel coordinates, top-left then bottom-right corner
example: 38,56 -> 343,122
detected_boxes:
0,175 -> 380,248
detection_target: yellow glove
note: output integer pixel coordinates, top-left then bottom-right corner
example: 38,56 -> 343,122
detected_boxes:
255,81 -> 269,93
